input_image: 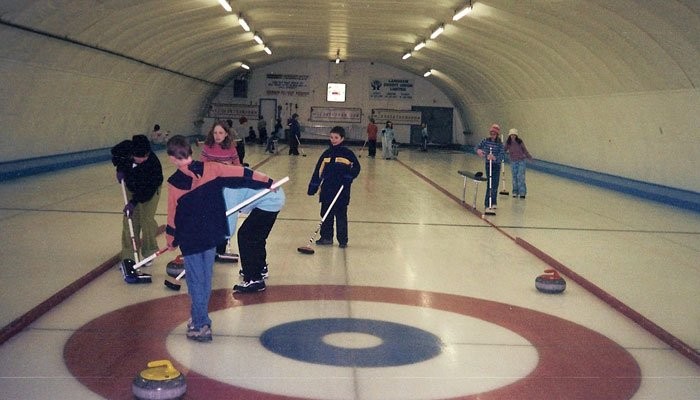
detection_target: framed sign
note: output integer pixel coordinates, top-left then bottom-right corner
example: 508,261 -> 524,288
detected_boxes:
310,107 -> 362,123
327,83 -> 346,102
208,103 -> 258,120
371,109 -> 422,125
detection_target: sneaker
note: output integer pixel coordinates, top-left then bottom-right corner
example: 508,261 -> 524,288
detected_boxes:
233,280 -> 266,293
216,252 -> 239,263
239,264 -> 269,279
315,238 -> 333,245
186,324 -> 212,342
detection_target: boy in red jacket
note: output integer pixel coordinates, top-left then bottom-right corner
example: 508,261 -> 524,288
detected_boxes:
165,135 -> 274,342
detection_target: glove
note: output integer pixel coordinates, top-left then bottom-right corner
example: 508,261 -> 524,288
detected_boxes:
116,171 -> 125,183
123,200 -> 136,217
307,183 -> 319,196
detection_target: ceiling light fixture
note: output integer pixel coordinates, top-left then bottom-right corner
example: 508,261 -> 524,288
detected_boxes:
335,49 -> 341,64
253,33 -> 264,45
413,41 -> 426,51
238,14 -> 250,31
263,46 -> 272,55
240,63 -> 250,70
423,69 -> 433,77
402,52 -> 412,60
217,0 -> 232,12
430,25 -> 444,39
453,1 -> 473,21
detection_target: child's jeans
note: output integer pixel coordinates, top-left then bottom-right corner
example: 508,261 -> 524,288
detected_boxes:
184,248 -> 216,329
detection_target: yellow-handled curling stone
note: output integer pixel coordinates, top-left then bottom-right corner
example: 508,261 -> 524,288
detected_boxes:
132,359 -> 186,400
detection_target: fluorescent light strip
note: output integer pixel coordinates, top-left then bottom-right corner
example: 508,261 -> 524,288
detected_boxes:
263,47 -> 272,55
402,52 -> 412,60
253,34 -> 263,45
413,41 -> 426,51
218,0 -> 232,12
453,4 -> 473,21
240,63 -> 250,70
238,15 -> 250,31
423,70 -> 432,77
430,25 -> 444,39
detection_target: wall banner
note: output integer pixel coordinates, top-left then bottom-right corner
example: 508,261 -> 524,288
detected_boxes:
371,109 -> 422,125
310,107 -> 363,123
369,78 -> 414,100
208,103 -> 259,119
266,74 -> 311,97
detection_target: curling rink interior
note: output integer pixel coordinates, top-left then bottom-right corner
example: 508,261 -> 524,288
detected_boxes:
0,142 -> 699,399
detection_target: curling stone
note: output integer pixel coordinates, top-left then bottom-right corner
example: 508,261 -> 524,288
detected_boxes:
166,255 -> 185,278
132,359 -> 186,400
535,269 -> 566,294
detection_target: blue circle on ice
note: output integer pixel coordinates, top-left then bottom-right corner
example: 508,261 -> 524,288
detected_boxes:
260,318 -> 443,367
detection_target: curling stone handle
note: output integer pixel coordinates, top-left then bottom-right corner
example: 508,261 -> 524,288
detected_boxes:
147,359 -> 178,375
543,269 -> 561,278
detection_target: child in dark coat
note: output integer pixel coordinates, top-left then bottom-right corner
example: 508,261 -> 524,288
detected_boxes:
307,126 -> 361,248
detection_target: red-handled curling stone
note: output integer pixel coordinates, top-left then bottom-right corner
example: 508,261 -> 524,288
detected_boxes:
165,255 -> 185,278
535,269 -> 566,294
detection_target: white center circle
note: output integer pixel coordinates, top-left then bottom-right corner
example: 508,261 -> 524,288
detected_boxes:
322,332 -> 384,349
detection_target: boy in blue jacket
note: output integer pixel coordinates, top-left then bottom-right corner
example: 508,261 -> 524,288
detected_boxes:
307,126 -> 361,248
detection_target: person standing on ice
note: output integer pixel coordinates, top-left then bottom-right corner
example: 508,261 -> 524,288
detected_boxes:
476,124 -> 505,212
307,126 -> 360,248
164,135 -> 276,342
112,134 -> 163,265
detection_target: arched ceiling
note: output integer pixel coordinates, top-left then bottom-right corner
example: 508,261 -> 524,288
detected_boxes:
1,0 -> 698,105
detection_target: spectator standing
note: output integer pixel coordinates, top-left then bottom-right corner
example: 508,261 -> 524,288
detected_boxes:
380,121 -> 394,159
288,113 -> 301,155
366,117 -> 378,158
505,128 -> 533,198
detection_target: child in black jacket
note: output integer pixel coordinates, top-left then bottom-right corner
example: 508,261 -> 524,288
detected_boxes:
307,126 -> 361,248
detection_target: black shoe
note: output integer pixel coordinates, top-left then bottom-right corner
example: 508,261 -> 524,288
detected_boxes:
339,243 -> 347,248
239,264 -> 269,279
233,280 -> 266,293
519,195 -> 526,199
315,238 -> 333,245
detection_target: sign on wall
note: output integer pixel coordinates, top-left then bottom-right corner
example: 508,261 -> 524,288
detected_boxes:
369,78 -> 414,100
310,107 -> 363,123
266,74 -> 311,97
208,103 -> 259,120
371,109 -> 422,125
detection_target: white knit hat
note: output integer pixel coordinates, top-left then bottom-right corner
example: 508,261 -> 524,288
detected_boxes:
508,128 -> 519,136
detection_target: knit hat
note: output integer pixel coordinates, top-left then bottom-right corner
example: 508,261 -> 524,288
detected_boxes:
131,134 -> 151,157
508,128 -> 519,136
489,124 -> 500,134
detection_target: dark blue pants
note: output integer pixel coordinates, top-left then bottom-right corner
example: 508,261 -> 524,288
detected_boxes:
320,201 -> 348,245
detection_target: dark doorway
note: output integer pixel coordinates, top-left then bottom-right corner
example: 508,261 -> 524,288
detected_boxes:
410,106 -> 453,145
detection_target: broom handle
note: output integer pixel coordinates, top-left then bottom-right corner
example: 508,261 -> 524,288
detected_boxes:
322,185 -> 344,223
225,176 -> 289,216
172,177 -> 290,279
120,180 -> 140,262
